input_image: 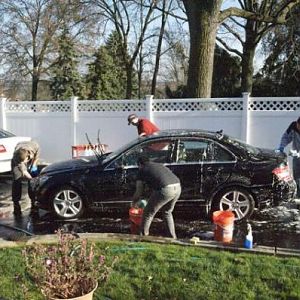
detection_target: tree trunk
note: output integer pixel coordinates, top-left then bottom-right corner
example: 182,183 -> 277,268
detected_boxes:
126,64 -> 133,99
138,50 -> 143,99
31,73 -> 39,101
183,0 -> 222,98
151,0 -> 167,96
241,20 -> 256,94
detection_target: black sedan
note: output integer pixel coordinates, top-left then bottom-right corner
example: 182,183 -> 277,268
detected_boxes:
31,129 -> 296,221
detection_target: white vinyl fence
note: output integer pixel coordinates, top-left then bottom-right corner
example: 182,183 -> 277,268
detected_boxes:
1,93 -> 300,164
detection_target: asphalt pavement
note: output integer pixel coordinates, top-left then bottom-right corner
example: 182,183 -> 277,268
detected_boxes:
0,175 -> 31,218
1,175 -> 300,251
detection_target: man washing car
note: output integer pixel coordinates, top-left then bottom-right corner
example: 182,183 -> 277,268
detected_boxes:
127,113 -> 159,137
278,117 -> 300,199
11,140 -> 40,215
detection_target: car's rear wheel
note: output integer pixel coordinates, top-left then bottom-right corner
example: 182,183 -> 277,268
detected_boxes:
212,187 -> 255,221
50,186 -> 85,219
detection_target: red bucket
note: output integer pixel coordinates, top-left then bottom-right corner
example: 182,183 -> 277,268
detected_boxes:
212,210 -> 235,243
129,208 -> 143,234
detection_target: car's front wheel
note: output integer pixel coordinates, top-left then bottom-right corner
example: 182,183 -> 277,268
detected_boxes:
212,187 -> 255,221
50,186 -> 85,219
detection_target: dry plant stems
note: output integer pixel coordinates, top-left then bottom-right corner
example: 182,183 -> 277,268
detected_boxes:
23,230 -> 116,299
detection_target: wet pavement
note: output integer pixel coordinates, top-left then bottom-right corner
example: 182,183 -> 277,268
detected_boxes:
1,175 -> 300,249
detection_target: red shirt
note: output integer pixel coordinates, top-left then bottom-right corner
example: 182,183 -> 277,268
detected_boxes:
137,118 -> 159,136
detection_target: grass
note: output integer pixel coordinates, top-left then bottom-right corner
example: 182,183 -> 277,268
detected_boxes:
1,241 -> 300,299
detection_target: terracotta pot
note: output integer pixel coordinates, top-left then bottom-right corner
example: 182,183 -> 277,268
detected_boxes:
51,283 -> 98,300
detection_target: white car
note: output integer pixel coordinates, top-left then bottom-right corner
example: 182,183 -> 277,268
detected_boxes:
0,129 -> 31,173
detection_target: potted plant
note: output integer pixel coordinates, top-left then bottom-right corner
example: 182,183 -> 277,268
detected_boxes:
23,230 -> 116,300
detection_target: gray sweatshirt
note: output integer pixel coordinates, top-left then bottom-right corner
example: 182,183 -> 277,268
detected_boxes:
279,121 -> 300,152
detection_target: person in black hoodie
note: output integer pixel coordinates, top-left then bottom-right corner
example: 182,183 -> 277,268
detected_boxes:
278,117 -> 300,198
132,155 -> 181,239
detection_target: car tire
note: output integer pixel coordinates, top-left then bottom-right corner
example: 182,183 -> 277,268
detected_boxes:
212,187 -> 255,221
50,186 -> 85,220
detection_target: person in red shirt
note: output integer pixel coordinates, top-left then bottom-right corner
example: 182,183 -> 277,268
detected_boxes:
128,114 -> 159,137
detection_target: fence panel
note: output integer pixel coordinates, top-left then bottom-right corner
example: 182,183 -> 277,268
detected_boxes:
0,96 -> 299,164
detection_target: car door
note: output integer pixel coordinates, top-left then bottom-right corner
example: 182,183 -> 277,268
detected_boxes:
168,139 -> 209,204
92,138 -> 176,210
168,138 -> 236,208
201,141 -> 237,199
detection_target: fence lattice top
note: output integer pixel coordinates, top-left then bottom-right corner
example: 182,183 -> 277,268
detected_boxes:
3,97 -> 300,113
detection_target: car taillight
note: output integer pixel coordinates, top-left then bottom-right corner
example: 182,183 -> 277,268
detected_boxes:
272,165 -> 292,182
0,145 -> 6,153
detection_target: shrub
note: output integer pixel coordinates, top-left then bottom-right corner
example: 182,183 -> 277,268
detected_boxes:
23,230 -> 116,299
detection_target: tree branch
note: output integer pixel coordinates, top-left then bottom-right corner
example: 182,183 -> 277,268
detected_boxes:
220,22 -> 244,44
219,2 -> 300,24
216,37 -> 243,57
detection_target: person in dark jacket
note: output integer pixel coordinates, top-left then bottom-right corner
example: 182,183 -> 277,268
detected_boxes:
132,155 -> 181,239
11,140 -> 40,215
278,117 -> 300,198
127,114 -> 159,137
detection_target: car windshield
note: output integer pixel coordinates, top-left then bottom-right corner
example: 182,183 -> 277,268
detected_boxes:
225,135 -> 260,155
0,129 -> 15,138
102,137 -> 141,163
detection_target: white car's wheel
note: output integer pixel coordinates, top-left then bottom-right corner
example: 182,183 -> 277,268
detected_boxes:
213,187 -> 255,221
51,186 -> 85,219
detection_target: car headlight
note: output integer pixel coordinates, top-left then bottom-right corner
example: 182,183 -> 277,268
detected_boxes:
30,175 -> 50,190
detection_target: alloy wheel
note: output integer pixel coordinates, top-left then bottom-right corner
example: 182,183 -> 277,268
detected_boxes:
218,189 -> 253,220
53,189 -> 83,219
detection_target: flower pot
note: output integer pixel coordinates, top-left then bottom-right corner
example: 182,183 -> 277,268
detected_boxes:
51,283 -> 98,300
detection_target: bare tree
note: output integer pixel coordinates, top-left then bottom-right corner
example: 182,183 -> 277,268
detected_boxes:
0,0 -> 97,101
182,0 -> 300,98
92,0 -> 158,99
217,0 -> 299,94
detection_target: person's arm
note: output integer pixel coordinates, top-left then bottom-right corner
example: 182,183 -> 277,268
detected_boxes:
132,180 -> 144,207
31,145 -> 40,167
279,130 -> 293,152
18,162 -> 32,179
23,169 -> 33,179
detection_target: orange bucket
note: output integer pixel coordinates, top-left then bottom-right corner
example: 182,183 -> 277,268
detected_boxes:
129,208 -> 144,234
212,210 -> 235,243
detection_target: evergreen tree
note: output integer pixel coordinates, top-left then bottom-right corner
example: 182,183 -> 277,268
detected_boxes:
86,46 -> 123,99
86,31 -> 137,100
253,7 -> 300,97
50,27 -> 84,100
166,45 -> 241,98
211,46 -> 241,97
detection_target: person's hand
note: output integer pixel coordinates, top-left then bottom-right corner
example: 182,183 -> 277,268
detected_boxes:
131,202 -> 138,208
31,165 -> 38,172
30,165 -> 38,177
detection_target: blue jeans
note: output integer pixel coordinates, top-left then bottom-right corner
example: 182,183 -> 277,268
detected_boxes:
140,183 -> 181,239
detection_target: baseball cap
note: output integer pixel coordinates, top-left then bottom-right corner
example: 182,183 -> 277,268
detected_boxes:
128,114 -> 138,125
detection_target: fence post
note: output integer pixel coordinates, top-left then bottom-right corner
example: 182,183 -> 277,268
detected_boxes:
145,95 -> 154,122
71,96 -> 79,149
0,97 -> 7,130
241,92 -> 250,143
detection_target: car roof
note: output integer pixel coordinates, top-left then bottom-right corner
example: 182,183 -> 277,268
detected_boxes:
0,128 -> 15,138
147,129 -> 224,140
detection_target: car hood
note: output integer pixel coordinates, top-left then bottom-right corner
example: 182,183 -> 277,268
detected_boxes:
41,156 -> 101,175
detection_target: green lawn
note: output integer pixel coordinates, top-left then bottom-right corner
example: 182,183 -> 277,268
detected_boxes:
1,241 -> 300,299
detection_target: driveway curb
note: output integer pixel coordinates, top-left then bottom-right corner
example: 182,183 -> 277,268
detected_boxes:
1,232 -> 300,258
